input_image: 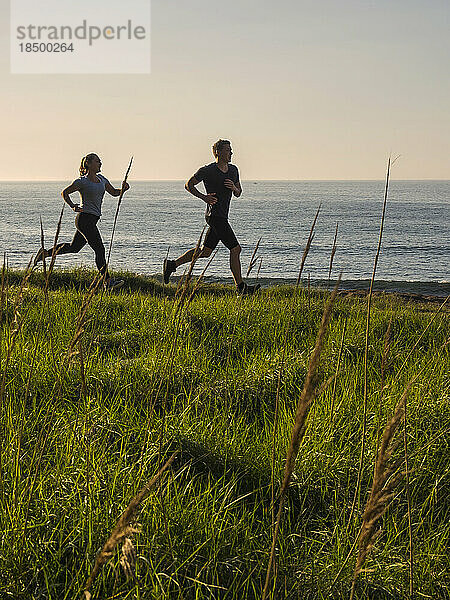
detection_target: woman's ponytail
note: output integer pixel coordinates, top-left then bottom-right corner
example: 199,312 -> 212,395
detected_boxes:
79,153 -> 97,176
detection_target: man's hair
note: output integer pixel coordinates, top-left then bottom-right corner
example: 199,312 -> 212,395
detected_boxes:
212,139 -> 231,157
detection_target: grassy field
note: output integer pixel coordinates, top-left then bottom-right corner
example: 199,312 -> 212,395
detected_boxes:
0,268 -> 448,600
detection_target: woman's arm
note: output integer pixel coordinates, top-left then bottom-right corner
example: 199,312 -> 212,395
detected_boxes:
61,182 -> 82,211
105,180 -> 130,197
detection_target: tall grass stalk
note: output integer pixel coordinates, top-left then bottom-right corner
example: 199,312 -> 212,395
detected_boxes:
341,334 -> 448,597
0,254 -> 7,375
83,452 -> 177,598
185,250 -> 217,308
65,274 -> 103,451
307,272 -> 311,312
372,320 -> 393,459
174,226 -> 207,315
403,387 -> 413,598
16,273 -> 103,559
270,206 -> 321,529
14,299 -> 53,507
0,254 -> 7,490
39,217 -> 48,287
349,374 -> 417,600
327,222 -> 339,290
140,228 -> 214,478
380,320 -> 392,402
395,294 -> 449,378
263,277 -> 341,600
295,204 -> 321,287
106,156 -> 133,269
256,257 -> 263,280
38,211 -> 68,379
329,315 -> 348,423
348,157 -> 392,531
44,205 -> 64,294
67,274 -> 102,362
246,237 -> 262,277
0,254 -> 5,309
15,271 -> 101,537
0,257 -> 33,406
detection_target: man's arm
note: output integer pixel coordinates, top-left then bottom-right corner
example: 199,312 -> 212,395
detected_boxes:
224,178 -> 242,197
185,175 -> 217,205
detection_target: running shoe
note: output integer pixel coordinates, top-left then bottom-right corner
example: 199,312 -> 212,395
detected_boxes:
104,278 -> 124,291
163,259 -> 176,284
237,282 -> 261,296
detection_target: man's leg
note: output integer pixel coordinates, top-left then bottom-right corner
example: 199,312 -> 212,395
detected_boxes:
174,246 -> 212,268
229,245 -> 243,286
163,225 -> 218,284
210,219 -> 243,287
217,220 -> 260,295
163,247 -> 213,284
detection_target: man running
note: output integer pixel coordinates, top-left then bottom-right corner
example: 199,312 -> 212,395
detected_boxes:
163,139 -> 260,295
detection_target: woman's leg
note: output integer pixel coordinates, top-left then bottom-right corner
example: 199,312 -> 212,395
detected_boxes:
47,214 -> 88,257
76,214 -> 108,277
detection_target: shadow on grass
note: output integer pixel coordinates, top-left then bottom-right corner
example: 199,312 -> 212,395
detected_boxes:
171,436 -> 329,524
6,268 -> 242,298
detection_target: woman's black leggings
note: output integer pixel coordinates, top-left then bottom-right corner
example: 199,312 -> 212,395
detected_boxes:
50,212 -> 108,276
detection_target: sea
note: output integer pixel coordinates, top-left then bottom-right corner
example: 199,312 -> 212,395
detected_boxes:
1,180 -> 449,297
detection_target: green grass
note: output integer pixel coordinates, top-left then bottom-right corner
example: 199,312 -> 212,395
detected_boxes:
1,268 -> 449,599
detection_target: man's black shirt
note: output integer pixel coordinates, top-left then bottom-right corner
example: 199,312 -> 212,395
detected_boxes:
194,162 -> 240,219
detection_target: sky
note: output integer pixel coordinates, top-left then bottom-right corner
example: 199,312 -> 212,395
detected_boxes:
0,0 -> 449,181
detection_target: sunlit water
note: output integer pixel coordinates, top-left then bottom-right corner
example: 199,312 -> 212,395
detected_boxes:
1,180 -> 448,295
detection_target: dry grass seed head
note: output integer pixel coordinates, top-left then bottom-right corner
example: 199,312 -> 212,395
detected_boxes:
83,453 -> 176,595
351,389 -> 409,593
120,536 -> 138,580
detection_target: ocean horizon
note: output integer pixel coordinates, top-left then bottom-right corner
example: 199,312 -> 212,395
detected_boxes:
2,180 -> 449,296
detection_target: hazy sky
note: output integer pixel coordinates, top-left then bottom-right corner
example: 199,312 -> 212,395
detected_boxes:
1,0 -> 449,180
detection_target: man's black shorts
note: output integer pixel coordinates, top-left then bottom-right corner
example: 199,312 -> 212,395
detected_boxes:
204,216 -> 239,251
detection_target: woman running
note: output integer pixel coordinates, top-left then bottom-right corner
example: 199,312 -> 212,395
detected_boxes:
34,153 -> 129,289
